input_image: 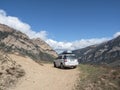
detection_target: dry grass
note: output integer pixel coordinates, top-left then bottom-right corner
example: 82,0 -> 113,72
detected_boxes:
75,64 -> 120,90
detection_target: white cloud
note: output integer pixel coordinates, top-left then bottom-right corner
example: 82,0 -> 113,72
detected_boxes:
0,9 -> 6,16
0,9 -> 118,53
0,9 -> 47,40
113,32 -> 120,37
46,38 -> 110,53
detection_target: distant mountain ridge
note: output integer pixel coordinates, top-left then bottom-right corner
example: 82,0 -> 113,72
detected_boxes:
0,23 -> 58,61
73,36 -> 120,67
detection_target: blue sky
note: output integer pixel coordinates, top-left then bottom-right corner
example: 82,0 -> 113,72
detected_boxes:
0,0 -> 120,52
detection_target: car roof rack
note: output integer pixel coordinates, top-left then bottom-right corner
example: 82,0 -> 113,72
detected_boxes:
59,50 -> 73,55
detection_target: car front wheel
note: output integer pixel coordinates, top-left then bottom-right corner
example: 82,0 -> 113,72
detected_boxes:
73,66 -> 77,68
60,63 -> 64,69
54,62 -> 56,67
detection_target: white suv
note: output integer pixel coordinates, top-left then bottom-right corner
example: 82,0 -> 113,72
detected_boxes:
54,51 -> 78,69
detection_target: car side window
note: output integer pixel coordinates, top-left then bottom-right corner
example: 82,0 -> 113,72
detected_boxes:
63,56 -> 66,59
59,56 -> 62,59
56,56 -> 62,59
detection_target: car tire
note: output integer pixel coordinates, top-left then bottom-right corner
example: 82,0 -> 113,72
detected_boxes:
54,62 -> 56,67
73,66 -> 77,68
60,63 -> 64,69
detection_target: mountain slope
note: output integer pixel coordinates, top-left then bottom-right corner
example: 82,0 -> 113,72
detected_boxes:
0,24 -> 58,61
73,36 -> 120,67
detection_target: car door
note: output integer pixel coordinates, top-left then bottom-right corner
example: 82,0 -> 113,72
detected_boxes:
55,55 -> 62,67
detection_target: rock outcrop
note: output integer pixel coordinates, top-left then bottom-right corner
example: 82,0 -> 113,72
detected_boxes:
0,51 -> 25,90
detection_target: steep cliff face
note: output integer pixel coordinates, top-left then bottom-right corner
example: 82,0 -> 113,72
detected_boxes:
0,24 -> 58,61
73,36 -> 120,67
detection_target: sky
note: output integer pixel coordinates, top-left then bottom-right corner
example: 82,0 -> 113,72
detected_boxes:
0,0 -> 120,53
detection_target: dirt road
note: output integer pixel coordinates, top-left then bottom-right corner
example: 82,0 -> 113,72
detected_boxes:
9,54 -> 79,90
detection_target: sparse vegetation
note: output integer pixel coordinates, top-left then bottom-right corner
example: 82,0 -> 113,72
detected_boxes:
75,64 -> 120,90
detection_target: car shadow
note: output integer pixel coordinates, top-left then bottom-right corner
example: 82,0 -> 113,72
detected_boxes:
52,66 -> 76,70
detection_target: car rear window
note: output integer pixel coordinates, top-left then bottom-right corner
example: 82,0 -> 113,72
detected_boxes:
64,56 -> 76,59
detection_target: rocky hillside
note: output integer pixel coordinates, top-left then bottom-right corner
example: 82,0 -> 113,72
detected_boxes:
0,51 -> 25,90
73,36 -> 120,67
0,24 -> 58,61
